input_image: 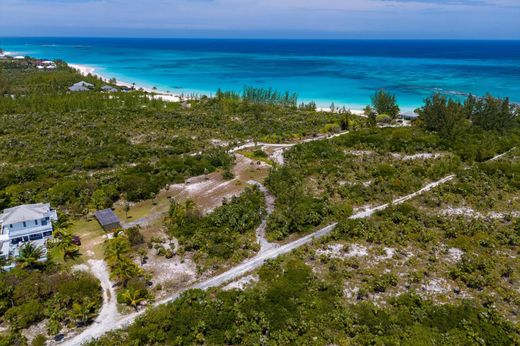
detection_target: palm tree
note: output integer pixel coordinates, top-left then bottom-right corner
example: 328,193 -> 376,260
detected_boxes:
109,258 -> 141,287
63,244 -> 82,261
16,243 -> 45,270
70,297 -> 98,326
120,288 -> 145,311
104,237 -> 130,264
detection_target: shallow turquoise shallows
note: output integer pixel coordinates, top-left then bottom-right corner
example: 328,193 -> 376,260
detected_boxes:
1,37 -> 519,111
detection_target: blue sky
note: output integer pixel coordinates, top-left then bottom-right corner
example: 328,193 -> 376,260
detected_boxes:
1,0 -> 519,39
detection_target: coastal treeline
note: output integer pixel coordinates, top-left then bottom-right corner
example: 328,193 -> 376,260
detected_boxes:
417,93 -> 519,138
215,86 -> 298,108
0,59 -> 344,215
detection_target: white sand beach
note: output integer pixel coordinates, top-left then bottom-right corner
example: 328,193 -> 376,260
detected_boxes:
68,63 -> 365,112
68,63 -> 183,102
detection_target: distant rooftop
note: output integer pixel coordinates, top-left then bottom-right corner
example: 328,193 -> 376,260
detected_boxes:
101,85 -> 118,92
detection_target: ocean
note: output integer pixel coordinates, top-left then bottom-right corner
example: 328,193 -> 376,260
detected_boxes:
1,37 -> 520,110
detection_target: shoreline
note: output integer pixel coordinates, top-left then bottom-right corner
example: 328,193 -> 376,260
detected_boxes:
67,62 -> 394,115
68,63 -> 183,102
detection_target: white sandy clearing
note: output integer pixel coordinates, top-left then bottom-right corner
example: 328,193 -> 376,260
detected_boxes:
317,243 -> 395,261
447,248 -> 464,262
142,252 -> 196,288
270,148 -> 286,165
440,206 -> 520,220
344,150 -> 375,156
316,243 -> 368,259
343,286 -> 360,299
222,274 -> 259,291
421,278 -> 451,294
392,153 -> 444,160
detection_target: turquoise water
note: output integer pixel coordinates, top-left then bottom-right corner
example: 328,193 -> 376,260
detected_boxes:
1,38 -> 520,110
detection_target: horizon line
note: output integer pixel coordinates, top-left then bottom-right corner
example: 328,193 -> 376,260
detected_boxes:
1,36 -> 520,42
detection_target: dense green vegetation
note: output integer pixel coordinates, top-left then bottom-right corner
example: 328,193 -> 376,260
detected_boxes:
0,266 -> 101,342
417,93 -> 519,140
168,186 -> 264,269
2,55 -> 520,345
103,233 -> 152,311
415,149 -> 520,213
88,255 -> 520,345
0,59 -> 350,215
264,130 -> 465,240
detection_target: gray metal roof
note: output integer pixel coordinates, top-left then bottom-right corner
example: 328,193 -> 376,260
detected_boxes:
68,85 -> 90,92
101,85 -> 118,92
94,209 -> 121,227
69,81 -> 94,92
0,203 -> 51,225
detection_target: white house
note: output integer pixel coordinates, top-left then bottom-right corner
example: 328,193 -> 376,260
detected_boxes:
0,203 -> 58,260
69,81 -> 94,92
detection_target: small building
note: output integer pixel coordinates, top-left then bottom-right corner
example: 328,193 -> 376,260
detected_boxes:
400,111 -> 419,120
68,81 -> 94,92
101,85 -> 118,92
0,203 -> 58,260
94,209 -> 121,231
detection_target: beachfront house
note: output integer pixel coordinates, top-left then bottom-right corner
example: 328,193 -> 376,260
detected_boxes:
0,203 -> 58,261
400,111 -> 419,120
41,60 -> 57,69
101,85 -> 118,92
69,81 -> 94,92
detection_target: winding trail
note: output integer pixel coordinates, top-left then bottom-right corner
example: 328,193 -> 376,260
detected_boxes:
84,260 -> 119,339
247,180 -> 278,252
61,171 -> 459,346
62,136 -> 515,345
228,130 -> 350,154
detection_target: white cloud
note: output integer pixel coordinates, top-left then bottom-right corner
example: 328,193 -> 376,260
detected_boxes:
0,0 -> 518,38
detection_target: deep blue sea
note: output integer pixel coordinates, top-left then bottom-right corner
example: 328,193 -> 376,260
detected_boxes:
1,37 -> 520,110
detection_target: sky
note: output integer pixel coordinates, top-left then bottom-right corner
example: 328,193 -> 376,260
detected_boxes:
0,0 -> 519,39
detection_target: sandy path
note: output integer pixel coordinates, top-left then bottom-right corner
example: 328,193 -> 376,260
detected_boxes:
228,130 -> 350,154
57,260 -> 119,346
59,171 -> 458,346
61,143 -> 514,345
247,180 -> 278,252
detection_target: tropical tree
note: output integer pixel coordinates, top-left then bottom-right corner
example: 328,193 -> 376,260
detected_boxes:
340,111 -> 350,130
120,287 -> 146,311
109,258 -> 142,287
62,244 -> 82,261
371,90 -> 400,119
104,237 -> 131,264
465,94 -> 518,132
70,297 -> 98,326
16,243 -> 45,270
417,93 -> 466,139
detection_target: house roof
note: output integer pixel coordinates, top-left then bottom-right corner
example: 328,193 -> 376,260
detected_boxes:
101,85 -> 118,92
94,209 -> 121,227
0,203 -> 51,225
73,81 -> 94,88
69,85 -> 90,92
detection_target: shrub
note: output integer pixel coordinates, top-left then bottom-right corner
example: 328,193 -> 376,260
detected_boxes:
125,227 -> 144,246
4,300 -> 44,330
